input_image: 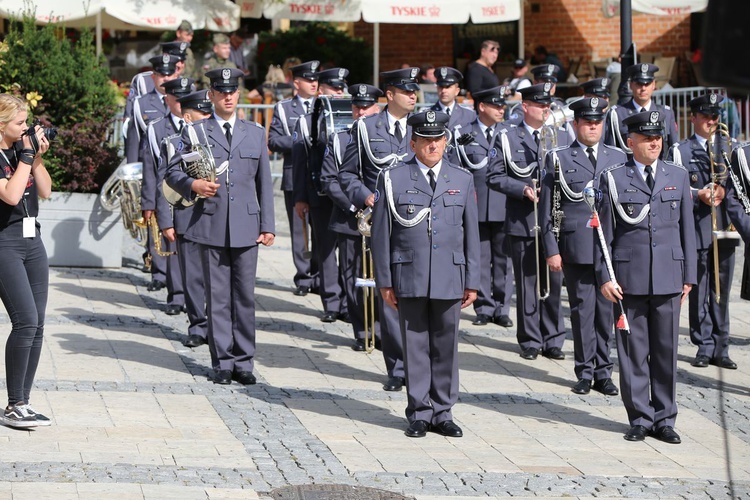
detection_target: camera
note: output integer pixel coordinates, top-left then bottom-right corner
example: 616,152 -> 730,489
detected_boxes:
23,120 -> 58,154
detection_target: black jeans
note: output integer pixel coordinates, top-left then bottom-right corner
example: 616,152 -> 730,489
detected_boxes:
0,235 -> 48,406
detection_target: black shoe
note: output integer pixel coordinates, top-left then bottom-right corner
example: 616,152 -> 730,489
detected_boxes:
183,335 -> 206,348
592,378 -> 619,396
691,354 -> 710,368
431,420 -> 463,438
147,280 -> 165,292
472,314 -> 491,326
405,420 -> 429,438
337,312 -> 351,323
542,347 -> 565,360
520,347 -> 540,360
293,285 -> 310,296
494,314 -> 514,327
571,379 -> 592,395
232,370 -> 257,385
650,426 -> 681,444
213,370 -> 232,385
351,339 -> 366,352
383,376 -> 405,392
710,356 -> 738,370
321,311 -> 338,323
624,425 -> 649,442
165,304 -> 182,316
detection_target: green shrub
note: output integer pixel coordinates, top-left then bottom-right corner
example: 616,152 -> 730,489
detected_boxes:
0,15 -> 121,193
256,23 -> 372,85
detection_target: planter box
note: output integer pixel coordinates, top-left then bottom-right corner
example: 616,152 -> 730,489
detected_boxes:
38,192 -> 123,268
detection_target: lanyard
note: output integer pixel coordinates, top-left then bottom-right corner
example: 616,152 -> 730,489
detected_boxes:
0,147 -> 32,217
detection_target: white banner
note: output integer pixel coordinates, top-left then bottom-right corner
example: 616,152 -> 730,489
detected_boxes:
361,0 -> 470,24
263,0 -> 362,21
470,0 -> 522,24
603,0 -> 708,17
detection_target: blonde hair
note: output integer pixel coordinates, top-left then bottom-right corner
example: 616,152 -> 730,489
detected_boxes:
0,94 -> 28,135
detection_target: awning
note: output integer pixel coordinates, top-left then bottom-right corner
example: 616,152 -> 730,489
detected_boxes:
603,0 -> 708,17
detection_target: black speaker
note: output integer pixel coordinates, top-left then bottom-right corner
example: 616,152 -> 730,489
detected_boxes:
702,0 -> 750,96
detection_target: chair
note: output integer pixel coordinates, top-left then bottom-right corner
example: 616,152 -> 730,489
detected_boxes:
588,59 -> 611,79
653,56 -> 676,89
567,57 -> 582,80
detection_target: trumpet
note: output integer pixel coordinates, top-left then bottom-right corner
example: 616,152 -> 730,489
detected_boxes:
708,122 -> 741,304
355,207 -> 376,354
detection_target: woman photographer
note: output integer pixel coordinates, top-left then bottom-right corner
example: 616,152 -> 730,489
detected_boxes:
0,93 -> 52,428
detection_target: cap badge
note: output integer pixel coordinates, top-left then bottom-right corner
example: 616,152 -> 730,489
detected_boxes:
641,63 -> 649,74
543,82 -> 552,92
180,78 -> 188,88
440,67 -> 448,78
650,111 -> 659,124
601,78 -> 609,86
426,111 -> 436,123
410,68 -> 419,79
548,64 -> 555,74
358,85 -> 367,96
180,42 -> 187,51
338,68 -> 346,79
162,54 -> 170,64
222,68 -> 231,80
709,93 -> 718,104
311,61 -> 319,72
591,97 -> 599,108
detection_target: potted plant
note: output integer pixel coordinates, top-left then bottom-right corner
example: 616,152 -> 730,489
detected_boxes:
0,16 -> 123,267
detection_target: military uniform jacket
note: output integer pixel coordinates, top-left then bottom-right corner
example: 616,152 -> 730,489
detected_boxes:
725,143 -> 750,241
291,113 -> 328,207
429,102 -> 476,132
155,133 -> 195,234
596,159 -> 697,295
604,100 -> 679,153
165,117 -> 275,248
123,72 -> 155,130
142,113 -> 181,212
486,123 -> 571,237
669,134 -> 737,250
126,90 -> 167,162
371,159 -> 481,300
450,119 -> 506,222
339,107 -> 414,210
540,141 -> 627,264
268,96 -> 315,191
321,129 -> 359,236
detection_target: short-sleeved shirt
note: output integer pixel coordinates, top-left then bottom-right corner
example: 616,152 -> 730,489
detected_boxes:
0,143 -> 39,239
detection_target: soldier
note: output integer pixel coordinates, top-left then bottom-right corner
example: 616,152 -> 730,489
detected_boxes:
320,84 -> 383,350
507,64 -> 573,140
429,67 -> 475,132
339,67 -> 420,391
669,93 -> 738,370
165,68 -> 275,385
580,77 -> 612,103
597,110 -> 696,444
268,60 -> 321,296
292,67 -> 350,322
161,41 -> 191,80
450,86 -> 513,328
126,54 -> 180,291
156,90 -> 213,348
175,20 -> 196,80
142,76 -> 193,315
603,64 -> 679,155
200,34 -> 239,89
539,97 -> 626,395
371,110 -> 480,438
486,83 -> 571,360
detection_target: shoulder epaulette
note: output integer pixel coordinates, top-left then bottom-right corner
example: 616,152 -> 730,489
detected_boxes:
602,162 -> 627,174
664,160 -> 686,171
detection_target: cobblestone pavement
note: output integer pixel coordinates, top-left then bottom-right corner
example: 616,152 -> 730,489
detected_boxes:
0,190 -> 748,499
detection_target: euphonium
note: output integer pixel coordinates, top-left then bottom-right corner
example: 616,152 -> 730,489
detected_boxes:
708,122 -> 741,304
99,161 -> 148,246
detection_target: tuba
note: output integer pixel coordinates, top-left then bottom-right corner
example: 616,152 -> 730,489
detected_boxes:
163,122 -> 228,207
100,161 -> 148,246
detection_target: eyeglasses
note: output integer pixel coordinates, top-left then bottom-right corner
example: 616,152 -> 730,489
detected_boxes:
488,46 -> 499,52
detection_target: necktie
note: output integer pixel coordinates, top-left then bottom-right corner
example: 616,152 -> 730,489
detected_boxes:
304,100 -> 310,113
394,121 -> 403,143
533,130 -> 540,147
645,165 -> 655,191
586,146 -> 597,169
223,122 -> 232,146
428,169 -> 437,192
486,127 -> 493,144
178,119 -> 184,132
445,106 -> 451,116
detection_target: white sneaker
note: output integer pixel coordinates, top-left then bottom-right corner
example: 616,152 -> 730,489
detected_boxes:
18,404 -> 51,426
1,404 -> 38,429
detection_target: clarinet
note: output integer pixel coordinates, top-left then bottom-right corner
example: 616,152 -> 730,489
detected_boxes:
551,153 -> 565,241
